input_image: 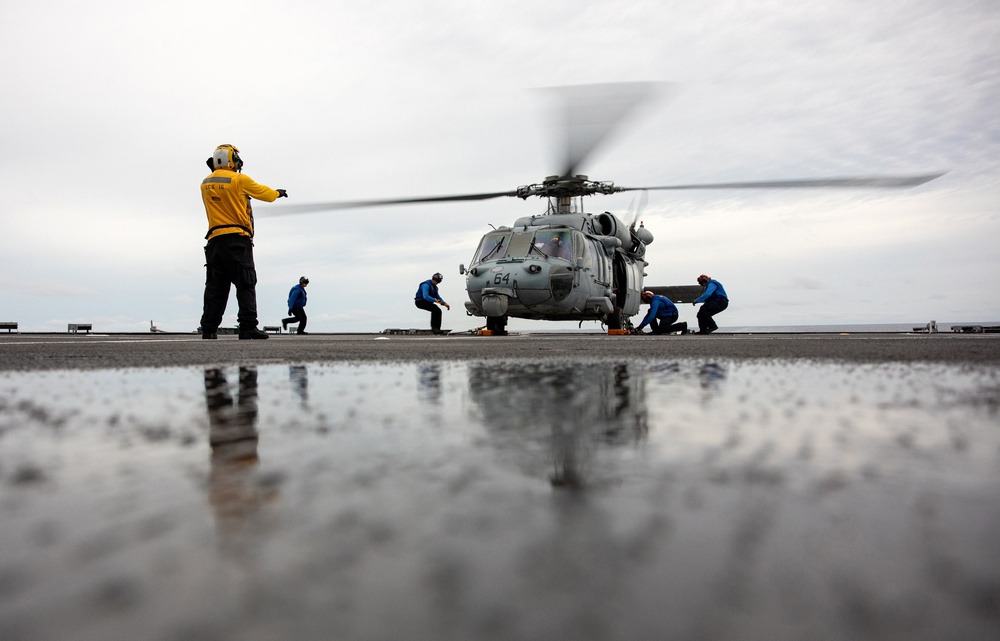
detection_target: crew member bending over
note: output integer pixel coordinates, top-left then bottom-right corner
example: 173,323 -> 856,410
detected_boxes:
692,274 -> 729,334
415,272 -> 450,334
636,291 -> 687,335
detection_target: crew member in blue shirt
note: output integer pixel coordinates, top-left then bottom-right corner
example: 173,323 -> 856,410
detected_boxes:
282,277 -> 309,334
635,291 -> 687,335
692,274 -> 729,334
415,272 -> 450,334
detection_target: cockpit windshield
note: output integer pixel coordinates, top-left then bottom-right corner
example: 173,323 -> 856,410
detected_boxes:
471,229 -> 576,263
471,232 -> 510,264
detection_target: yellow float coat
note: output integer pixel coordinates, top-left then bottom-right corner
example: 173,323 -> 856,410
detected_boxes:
201,169 -> 280,240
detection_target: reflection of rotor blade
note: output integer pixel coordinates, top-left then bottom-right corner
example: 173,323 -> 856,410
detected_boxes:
260,190 -> 520,216
545,82 -> 671,179
619,173 -> 946,192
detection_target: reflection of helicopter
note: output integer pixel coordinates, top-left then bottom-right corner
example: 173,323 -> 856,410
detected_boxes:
269,83 -> 944,334
468,361 -> 647,488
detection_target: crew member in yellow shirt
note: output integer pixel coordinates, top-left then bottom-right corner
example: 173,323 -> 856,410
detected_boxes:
199,144 -> 287,340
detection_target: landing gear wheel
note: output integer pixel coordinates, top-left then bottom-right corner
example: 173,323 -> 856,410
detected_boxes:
609,253 -> 627,332
606,307 -> 623,331
486,315 -> 508,336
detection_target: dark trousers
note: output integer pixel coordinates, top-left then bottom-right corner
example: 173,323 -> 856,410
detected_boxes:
697,299 -> 729,333
282,307 -> 307,333
415,300 -> 441,331
649,314 -> 687,334
200,234 -> 258,332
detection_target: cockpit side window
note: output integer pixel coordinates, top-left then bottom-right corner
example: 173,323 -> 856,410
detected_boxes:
587,238 -> 610,285
531,230 -> 574,261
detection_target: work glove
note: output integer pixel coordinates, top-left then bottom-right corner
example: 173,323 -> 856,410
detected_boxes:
277,189 -> 288,198
288,309 -> 292,315
445,303 -> 451,310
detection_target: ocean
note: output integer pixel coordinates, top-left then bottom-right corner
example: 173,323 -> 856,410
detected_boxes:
525,321 -> 1000,334
721,321 -> 1000,333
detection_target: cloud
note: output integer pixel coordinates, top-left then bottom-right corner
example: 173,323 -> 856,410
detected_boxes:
1,0 -> 997,331
0,278 -> 98,299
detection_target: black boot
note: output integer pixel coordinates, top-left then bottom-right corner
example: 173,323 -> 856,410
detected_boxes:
238,327 -> 270,340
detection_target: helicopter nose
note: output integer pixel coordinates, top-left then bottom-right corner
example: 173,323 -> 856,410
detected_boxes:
482,293 -> 508,316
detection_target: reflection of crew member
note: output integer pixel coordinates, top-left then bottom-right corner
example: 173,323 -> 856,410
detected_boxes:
699,362 -> 727,392
289,365 -> 309,406
282,277 -> 309,334
418,363 -> 442,404
204,367 -> 266,548
199,144 -> 287,340
414,272 -> 450,334
693,274 -> 729,335
636,291 -> 687,334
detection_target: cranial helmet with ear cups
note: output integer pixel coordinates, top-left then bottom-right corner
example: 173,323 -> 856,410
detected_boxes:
211,144 -> 243,171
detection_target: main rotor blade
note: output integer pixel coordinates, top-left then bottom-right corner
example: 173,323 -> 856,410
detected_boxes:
624,189 -> 648,229
261,190 -> 519,216
545,82 -> 671,179
618,172 -> 946,192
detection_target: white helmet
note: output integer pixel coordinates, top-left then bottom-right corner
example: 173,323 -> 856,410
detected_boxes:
211,144 -> 243,171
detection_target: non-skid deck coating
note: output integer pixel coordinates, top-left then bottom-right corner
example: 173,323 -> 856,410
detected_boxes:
1,331 -> 999,371
0,334 -> 999,640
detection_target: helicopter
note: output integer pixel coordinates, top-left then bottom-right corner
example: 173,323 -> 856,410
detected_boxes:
268,83 -> 944,335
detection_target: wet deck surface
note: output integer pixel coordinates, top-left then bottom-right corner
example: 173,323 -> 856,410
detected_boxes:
1,334 -> 999,640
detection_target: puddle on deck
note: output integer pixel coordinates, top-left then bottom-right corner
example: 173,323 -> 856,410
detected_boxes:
1,359 -> 999,640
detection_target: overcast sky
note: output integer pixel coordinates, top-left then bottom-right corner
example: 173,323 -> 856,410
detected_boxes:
1,0 -> 997,333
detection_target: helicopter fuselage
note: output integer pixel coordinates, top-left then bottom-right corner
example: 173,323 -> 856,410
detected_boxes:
460,209 -> 653,330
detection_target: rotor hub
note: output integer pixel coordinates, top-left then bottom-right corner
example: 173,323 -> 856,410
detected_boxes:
516,175 -> 621,200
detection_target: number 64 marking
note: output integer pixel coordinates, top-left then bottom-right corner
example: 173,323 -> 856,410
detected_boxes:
493,272 -> 510,285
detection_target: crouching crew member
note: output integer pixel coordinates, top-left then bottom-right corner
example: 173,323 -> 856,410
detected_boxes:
636,291 -> 687,335
199,144 -> 287,340
415,273 -> 450,334
693,274 -> 729,334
